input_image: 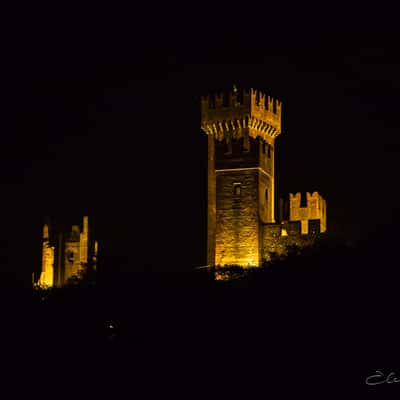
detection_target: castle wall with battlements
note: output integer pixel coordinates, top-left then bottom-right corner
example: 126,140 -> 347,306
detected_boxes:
262,219 -> 322,262
289,192 -> 327,233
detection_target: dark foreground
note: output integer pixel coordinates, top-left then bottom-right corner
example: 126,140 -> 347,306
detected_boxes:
2,239 -> 400,397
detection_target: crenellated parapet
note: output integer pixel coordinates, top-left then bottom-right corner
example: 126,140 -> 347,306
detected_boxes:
289,192 -> 327,233
201,88 -> 282,143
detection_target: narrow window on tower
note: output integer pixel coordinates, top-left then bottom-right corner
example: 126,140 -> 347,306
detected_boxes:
241,136 -> 250,153
224,138 -> 232,155
243,135 -> 250,152
233,183 -> 241,196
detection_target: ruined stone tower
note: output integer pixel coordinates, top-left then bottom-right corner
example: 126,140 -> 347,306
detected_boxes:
38,224 -> 55,287
201,88 -> 282,266
35,216 -> 98,288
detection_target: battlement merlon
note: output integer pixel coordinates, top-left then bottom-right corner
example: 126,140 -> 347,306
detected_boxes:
201,88 -> 282,142
289,192 -> 327,233
289,192 -> 326,206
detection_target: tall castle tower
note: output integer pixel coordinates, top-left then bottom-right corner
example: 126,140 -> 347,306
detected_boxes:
201,88 -> 282,267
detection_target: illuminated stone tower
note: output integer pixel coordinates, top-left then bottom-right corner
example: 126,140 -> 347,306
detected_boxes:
35,216 -> 98,288
201,88 -> 282,266
38,224 -> 55,288
62,216 -> 90,282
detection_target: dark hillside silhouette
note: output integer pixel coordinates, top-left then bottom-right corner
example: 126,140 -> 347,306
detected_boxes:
0,228 -> 397,398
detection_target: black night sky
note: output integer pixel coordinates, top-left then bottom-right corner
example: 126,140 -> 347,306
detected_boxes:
4,4 -> 400,396
2,4 -> 400,286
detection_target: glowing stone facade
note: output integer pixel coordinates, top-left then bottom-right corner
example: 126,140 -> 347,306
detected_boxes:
35,216 -> 98,288
201,88 -> 326,267
38,224 -> 55,288
289,192 -> 327,234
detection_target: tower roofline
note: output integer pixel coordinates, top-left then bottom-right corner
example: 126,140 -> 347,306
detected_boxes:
201,87 -> 282,141
289,191 -> 325,199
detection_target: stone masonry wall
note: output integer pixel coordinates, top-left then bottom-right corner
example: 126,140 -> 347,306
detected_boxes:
215,169 -> 261,266
262,220 -> 322,262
